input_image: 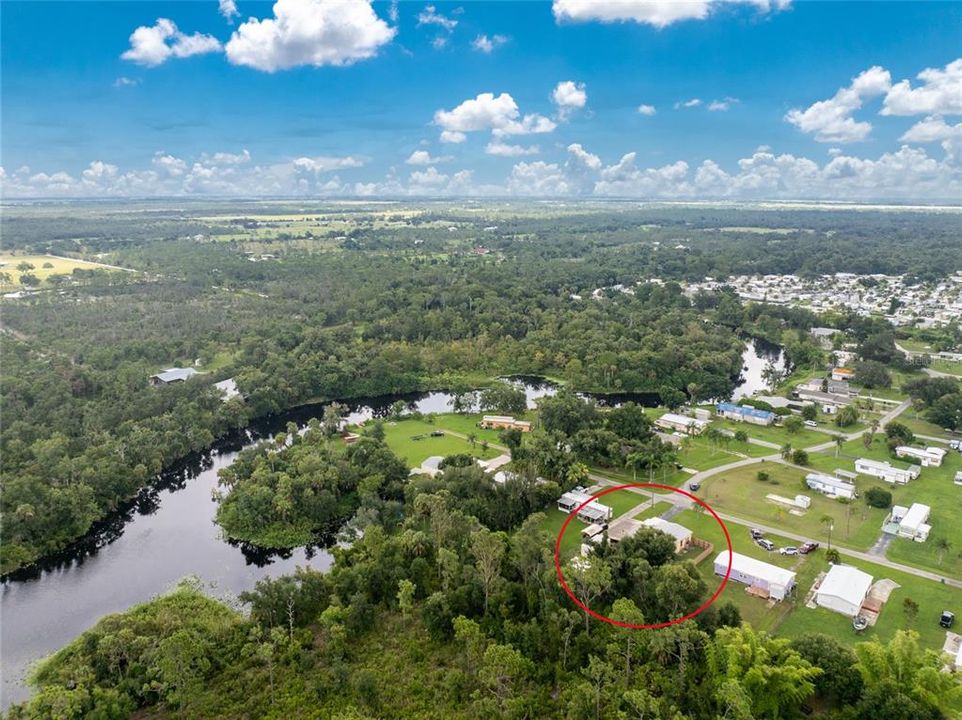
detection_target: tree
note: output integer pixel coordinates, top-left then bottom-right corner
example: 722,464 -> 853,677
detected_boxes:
854,630 -> 962,714
538,390 -> 599,436
471,528 -> 506,614
933,537 -> 951,566
864,487 -> 892,509
475,643 -> 533,716
791,449 -> 808,466
605,402 -> 653,442
835,405 -> 859,428
16,261 -> 35,272
884,421 -> 914,445
708,624 -> 821,720
783,416 -> 802,435
801,404 -> 817,422
902,597 -> 919,625
734,429 -> 748,443
659,386 -> 686,411
791,634 -> 864,706
853,360 -> 892,389
761,362 -> 783,392
820,514 -> 834,550
479,382 -> 527,416
396,579 -> 415,617
564,558 -> 612,632
926,392 -> 962,430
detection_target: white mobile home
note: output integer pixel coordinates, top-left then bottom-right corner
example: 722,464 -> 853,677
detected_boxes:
655,413 -> 708,435
805,473 -> 857,500
854,458 -> 920,485
557,491 -> 613,524
894,446 -> 947,467
815,565 -> 873,617
897,502 -> 931,542
714,551 -> 797,601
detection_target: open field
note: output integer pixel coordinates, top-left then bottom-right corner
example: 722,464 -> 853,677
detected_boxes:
0,254 -> 129,289
698,460 -> 888,550
634,501 -> 673,520
930,358 -> 962,376
374,418 -> 501,467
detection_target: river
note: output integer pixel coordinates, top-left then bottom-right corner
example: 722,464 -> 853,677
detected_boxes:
1,346 -> 775,708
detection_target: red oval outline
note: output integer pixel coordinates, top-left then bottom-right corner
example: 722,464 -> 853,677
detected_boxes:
553,482 -> 733,629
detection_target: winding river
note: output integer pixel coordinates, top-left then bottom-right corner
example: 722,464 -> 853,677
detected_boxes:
0,344 -> 782,708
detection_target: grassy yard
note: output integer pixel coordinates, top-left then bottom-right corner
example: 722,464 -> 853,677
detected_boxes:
676,509 -> 961,654
374,418 -> 501,467
899,414 -> 959,440
698,460 -> 888,551
634,501 -> 673,520
595,488 -> 650,518
540,507 -> 587,562
930,359 -> 962,377
711,418 -> 826,449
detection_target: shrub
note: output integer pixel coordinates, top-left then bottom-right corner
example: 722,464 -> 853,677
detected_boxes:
791,449 -> 809,466
865,487 -> 892,509
757,471 -> 770,482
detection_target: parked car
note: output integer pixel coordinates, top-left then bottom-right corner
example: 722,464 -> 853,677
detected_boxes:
941,611 -> 956,628
853,615 -> 869,632
799,541 -> 820,554
756,538 -> 776,551
780,546 -> 798,556
688,481 -> 701,492
430,430 -> 444,437
750,528 -> 765,540
804,420 -> 818,428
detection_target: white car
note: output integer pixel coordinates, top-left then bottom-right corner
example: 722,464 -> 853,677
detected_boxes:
804,420 -> 818,428
779,546 -> 798,555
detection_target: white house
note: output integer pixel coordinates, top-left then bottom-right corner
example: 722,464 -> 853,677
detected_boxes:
897,502 -> 931,542
655,413 -> 708,435
641,517 -> 693,553
815,564 -> 873,617
894,445 -> 947,467
214,377 -> 240,400
714,551 -> 797,601
805,472 -> 857,500
855,458 -> 920,484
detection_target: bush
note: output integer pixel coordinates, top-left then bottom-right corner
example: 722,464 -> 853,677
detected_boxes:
801,404 -> 818,421
757,471 -> 770,482
834,405 -> 859,428
734,429 -> 748,443
791,449 -> 809,466
865,487 -> 892,509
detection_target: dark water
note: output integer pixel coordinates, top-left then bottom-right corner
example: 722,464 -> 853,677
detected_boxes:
1,350 -> 763,708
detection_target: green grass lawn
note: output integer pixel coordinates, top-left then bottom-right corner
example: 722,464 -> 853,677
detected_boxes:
930,359 -> 962,376
596,488 -> 650,518
424,412 -> 511,445
699,459 -> 888,551
374,418 -> 501,467
711,418 -> 826,449
591,465 -> 691,488
675,437 -> 770,470
899,414 -> 958,440
540,507 -> 587,562
634,501 -> 673,520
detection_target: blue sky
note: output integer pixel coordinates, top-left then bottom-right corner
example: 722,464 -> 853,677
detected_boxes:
1,1 -> 960,199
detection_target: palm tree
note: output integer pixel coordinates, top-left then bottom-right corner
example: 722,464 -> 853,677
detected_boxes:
934,537 -> 951,566
820,514 -> 834,551
834,435 -> 844,458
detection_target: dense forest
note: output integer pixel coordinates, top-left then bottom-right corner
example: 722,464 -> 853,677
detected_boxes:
9,438 -> 961,719
0,201 -> 954,574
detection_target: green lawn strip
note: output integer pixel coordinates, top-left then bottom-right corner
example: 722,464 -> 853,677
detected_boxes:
597,488 -> 650,518
425,413 -> 508,445
377,418 -> 500,467
539,507 -> 587,562
711,418 -> 826,449
591,465 -> 691,488
900,413 -> 958,440
634,501 -> 673,520
929,359 -> 962,376
698,459 -> 887,551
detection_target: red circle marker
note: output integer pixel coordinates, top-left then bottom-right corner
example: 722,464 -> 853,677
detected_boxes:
553,483 -> 733,629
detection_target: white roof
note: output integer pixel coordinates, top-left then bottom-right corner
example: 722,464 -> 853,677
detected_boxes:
421,456 -> 444,470
817,564 -> 873,606
900,502 -> 931,529
658,413 -> 707,427
478,454 -> 511,471
715,551 -> 796,587
642,517 -> 692,542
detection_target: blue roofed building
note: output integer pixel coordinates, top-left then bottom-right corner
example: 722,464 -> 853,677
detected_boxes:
715,402 -> 776,426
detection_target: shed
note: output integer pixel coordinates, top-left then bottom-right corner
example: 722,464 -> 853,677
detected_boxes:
815,565 -> 873,617
641,517 -> 693,553
150,367 -> 201,385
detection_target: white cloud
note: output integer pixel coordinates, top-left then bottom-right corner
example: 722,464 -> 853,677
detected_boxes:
113,76 -> 139,88
409,166 -> 449,188
595,153 -> 691,195
785,65 -> 892,143
204,149 -> 252,165
636,104 -> 656,115
219,0 -> 240,23
472,34 -> 508,53
152,152 -> 188,176
122,18 -> 222,67
708,97 -> 738,111
566,143 -> 602,170
675,98 -> 702,109
432,36 -> 448,49
406,150 -> 453,165
292,155 -> 365,173
225,0 -> 395,72
882,59 -> 962,117
434,92 -> 557,142
552,80 -> 588,120
485,141 -> 540,157
388,0 -> 399,22
552,0 -> 791,28
900,115 -> 960,143
417,5 -> 458,31
507,161 -> 571,196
